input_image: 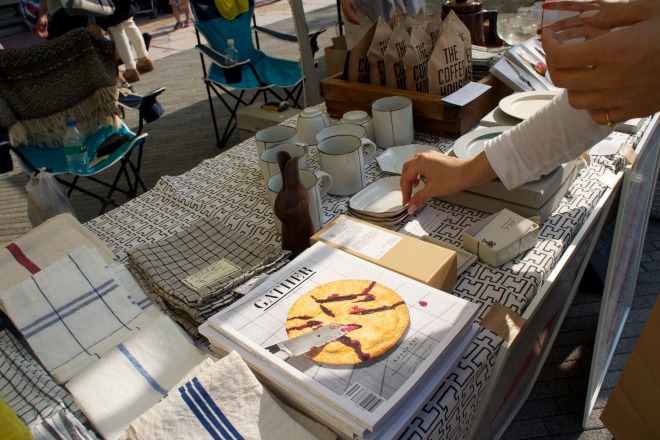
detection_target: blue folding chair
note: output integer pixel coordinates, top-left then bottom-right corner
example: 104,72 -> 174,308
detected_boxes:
0,29 -> 165,215
190,0 -> 325,148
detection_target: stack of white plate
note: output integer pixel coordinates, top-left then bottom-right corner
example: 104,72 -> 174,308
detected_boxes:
347,176 -> 424,227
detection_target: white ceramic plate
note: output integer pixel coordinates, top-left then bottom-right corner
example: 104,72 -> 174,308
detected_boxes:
498,91 -> 559,120
347,211 -> 409,227
452,126 -> 512,160
349,176 -> 425,214
376,144 -> 439,174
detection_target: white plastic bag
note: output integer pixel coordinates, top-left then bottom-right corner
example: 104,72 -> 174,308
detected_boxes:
26,170 -> 77,227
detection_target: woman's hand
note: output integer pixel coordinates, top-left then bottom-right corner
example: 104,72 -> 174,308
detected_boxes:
541,0 -> 660,125
400,150 -> 497,213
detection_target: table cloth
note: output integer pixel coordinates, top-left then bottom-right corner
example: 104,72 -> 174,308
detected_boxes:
83,111 -> 644,439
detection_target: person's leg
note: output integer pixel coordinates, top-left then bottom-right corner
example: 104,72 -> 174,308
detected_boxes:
108,22 -> 140,82
123,17 -> 154,73
183,2 -> 191,26
170,0 -> 182,29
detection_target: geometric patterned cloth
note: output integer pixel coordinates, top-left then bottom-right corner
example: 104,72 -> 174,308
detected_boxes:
0,28 -> 119,147
84,112 -> 645,439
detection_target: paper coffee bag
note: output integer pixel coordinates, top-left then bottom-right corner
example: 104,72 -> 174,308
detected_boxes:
346,21 -> 377,83
367,18 -> 392,87
428,25 -> 467,96
444,10 -> 473,82
384,22 -> 410,90
425,11 -> 443,47
405,24 -> 432,93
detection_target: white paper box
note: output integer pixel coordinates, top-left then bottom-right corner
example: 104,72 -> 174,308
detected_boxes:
463,209 -> 539,266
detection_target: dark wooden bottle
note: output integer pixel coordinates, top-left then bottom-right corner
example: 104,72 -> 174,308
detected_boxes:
274,151 -> 315,257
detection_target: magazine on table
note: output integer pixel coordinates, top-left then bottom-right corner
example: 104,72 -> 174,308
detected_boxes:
205,241 -> 479,433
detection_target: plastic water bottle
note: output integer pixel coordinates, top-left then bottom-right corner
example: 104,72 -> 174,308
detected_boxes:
63,120 -> 88,172
224,39 -> 238,66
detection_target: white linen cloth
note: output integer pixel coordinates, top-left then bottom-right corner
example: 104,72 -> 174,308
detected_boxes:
0,246 -> 150,383
485,90 -> 613,189
108,262 -> 163,319
122,351 -> 327,440
66,315 -> 209,440
0,213 -> 115,294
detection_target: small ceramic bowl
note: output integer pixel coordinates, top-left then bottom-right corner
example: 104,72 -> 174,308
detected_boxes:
297,107 -> 330,145
341,110 -> 375,142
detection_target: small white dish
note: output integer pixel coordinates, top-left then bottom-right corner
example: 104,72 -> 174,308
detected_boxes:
453,126 -> 512,160
349,176 -> 425,214
498,91 -> 559,120
376,144 -> 439,174
342,110 -> 375,142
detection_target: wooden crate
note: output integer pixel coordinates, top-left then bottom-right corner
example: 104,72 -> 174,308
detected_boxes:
322,73 -> 513,139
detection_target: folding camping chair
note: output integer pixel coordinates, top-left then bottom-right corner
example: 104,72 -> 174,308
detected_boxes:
0,28 -> 165,215
190,0 -> 326,148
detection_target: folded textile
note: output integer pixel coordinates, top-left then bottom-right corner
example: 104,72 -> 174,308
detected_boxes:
109,263 -> 163,319
122,351 -> 322,440
0,28 -> 119,147
0,246 -> 150,383
0,213 -> 115,296
66,315 -> 209,440
30,408 -> 98,440
0,330 -> 86,428
127,218 -> 289,324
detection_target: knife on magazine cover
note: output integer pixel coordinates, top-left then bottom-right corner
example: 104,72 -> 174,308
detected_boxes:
265,323 -> 359,357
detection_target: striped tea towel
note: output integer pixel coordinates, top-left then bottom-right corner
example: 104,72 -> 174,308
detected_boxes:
66,315 -> 209,440
0,330 -> 86,428
108,262 -> 163,319
0,213 -> 115,296
127,218 -> 289,323
30,408 -> 99,440
122,351 -> 323,440
0,246 -> 151,383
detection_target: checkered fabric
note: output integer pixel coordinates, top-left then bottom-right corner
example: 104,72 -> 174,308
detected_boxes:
29,409 -> 97,440
127,218 -> 289,327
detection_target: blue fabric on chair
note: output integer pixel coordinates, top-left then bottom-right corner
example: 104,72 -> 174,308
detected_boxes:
16,123 -> 143,176
191,0 -> 308,148
197,19 -> 302,90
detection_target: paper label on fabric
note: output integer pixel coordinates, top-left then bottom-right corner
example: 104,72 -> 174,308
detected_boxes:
183,259 -> 242,290
317,217 -> 401,260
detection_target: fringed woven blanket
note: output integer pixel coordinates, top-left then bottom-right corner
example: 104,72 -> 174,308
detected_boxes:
0,28 -> 120,147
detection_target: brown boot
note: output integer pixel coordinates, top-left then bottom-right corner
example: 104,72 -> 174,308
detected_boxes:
123,69 -> 141,83
136,57 -> 154,74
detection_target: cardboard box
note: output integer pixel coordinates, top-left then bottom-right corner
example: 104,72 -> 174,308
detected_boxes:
310,215 -> 457,292
324,36 -> 348,79
236,103 -> 302,141
321,73 -> 513,138
600,295 -> 660,440
463,209 -> 539,266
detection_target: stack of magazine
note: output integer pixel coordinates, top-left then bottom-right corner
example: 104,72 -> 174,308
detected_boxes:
200,241 -> 479,439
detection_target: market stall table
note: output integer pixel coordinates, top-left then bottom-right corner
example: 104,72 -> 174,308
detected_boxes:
82,109 -> 657,439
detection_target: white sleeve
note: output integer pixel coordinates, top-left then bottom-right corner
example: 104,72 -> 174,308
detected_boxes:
484,90 -> 613,189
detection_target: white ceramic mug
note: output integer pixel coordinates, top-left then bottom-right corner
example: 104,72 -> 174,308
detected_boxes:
297,107 -> 331,145
259,143 -> 309,189
255,125 -> 298,158
371,96 -> 414,147
341,110 -> 375,142
316,124 -> 370,147
267,169 -> 332,234
317,134 -> 376,196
